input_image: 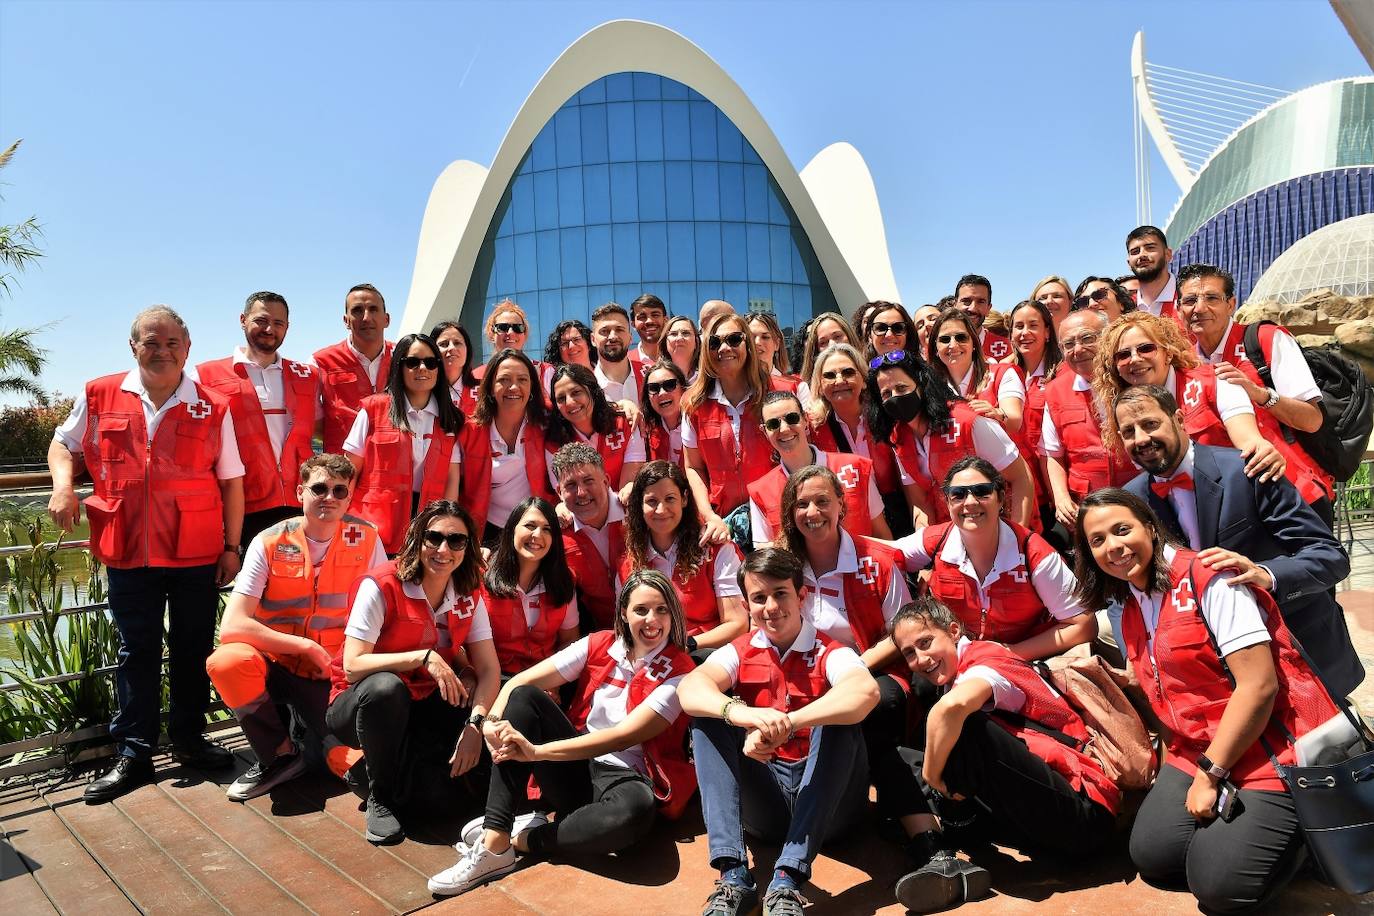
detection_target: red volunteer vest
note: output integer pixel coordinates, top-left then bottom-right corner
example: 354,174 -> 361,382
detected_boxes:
686,379 -> 790,514
314,340 -> 393,455
328,560 -> 477,703
618,542 -> 740,636
195,356 -> 319,514
352,395 -> 459,553
568,631 -> 698,819
1019,369 -> 1052,503
922,521 -> 1058,644
971,363 -> 1041,531
458,420 -> 555,537
549,414 -> 636,487
81,374 -> 228,569
452,382 -> 479,419
813,417 -> 902,493
1042,370 -> 1136,500
732,629 -> 839,762
890,401 -> 984,522
958,640 -> 1120,813
981,329 -> 1013,362
564,519 -> 626,631
812,535 -> 910,687
748,451 -> 876,541
1120,550 -> 1339,791
645,421 -> 680,464
483,584 -> 571,676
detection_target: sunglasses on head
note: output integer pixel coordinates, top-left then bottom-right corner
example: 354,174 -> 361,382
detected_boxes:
821,366 -> 859,381
762,411 -> 802,432
401,356 -> 440,370
869,349 -> 909,370
423,530 -> 470,551
936,332 -> 971,346
645,378 -> 680,396
494,322 -> 526,334
871,321 -> 905,336
945,482 -> 997,501
709,331 -> 747,351
1113,341 -> 1160,363
306,482 -> 350,500
1072,288 -> 1111,310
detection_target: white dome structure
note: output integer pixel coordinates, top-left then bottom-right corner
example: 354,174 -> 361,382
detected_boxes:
1246,214 -> 1374,305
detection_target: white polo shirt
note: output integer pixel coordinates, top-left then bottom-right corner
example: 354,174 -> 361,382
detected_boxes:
894,416 -> 1020,485
1198,320 -> 1321,403
801,530 -> 911,650
704,618 -> 867,686
345,578 -> 494,647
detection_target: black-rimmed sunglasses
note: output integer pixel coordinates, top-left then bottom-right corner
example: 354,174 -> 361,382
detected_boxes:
423,530 -> 470,551
871,321 -> 906,337
493,322 -> 526,334
762,411 -> 803,432
401,356 -> 441,371
945,482 -> 997,501
936,332 -> 971,346
645,378 -> 680,396
1072,288 -> 1111,311
708,331 -> 747,351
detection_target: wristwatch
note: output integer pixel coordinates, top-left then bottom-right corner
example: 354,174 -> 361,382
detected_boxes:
1196,753 -> 1230,781
224,543 -> 243,558
467,712 -> 486,731
1260,388 -> 1279,409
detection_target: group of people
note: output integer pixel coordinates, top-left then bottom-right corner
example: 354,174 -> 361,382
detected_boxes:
44,223 -> 1367,915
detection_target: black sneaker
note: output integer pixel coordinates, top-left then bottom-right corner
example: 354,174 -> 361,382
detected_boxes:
895,848 -> 992,913
226,751 -> 309,802
701,878 -> 758,916
170,736 -> 235,769
365,791 -> 404,845
762,886 -> 810,916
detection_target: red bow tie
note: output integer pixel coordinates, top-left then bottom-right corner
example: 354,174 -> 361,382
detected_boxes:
1151,472 -> 1194,499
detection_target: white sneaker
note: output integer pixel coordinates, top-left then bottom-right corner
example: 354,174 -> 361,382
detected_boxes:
427,841 -> 517,897
459,811 -> 550,850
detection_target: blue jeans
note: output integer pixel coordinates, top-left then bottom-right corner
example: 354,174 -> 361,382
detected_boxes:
692,716 -> 868,879
106,564 -> 219,759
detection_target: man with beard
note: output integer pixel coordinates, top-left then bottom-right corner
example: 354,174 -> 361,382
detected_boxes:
1125,226 -> 1180,325
551,443 -> 624,632
196,291 -> 323,544
314,284 -> 394,454
631,293 -> 668,363
954,274 -> 1011,362
1114,384 -> 1363,699
591,302 -> 644,409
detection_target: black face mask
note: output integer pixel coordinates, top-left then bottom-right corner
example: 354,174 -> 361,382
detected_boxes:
882,391 -> 923,424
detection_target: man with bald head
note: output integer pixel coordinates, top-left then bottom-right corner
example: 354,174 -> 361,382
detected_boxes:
699,299 -> 736,334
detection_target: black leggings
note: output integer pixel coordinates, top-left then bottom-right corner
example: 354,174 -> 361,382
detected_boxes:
864,672 -> 924,819
1130,764 -> 1304,913
484,685 -> 657,857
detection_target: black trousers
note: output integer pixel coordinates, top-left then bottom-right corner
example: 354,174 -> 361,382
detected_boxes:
484,685 -> 657,857
1130,764 -> 1304,913
908,711 -> 1115,856
865,672 -> 924,818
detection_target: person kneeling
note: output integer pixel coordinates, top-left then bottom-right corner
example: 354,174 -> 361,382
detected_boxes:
679,548 -> 879,916
427,569 -> 696,897
889,596 -> 1119,913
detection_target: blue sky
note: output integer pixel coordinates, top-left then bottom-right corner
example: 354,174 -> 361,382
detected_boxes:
0,0 -> 1365,403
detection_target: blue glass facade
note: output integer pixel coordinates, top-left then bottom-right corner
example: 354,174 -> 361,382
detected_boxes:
1174,167 -> 1374,303
463,72 -> 838,355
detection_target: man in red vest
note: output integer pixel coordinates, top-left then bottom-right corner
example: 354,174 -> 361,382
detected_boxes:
313,283 -> 394,454
679,548 -> 878,916
48,305 -> 245,802
591,302 -> 644,410
1126,225 -> 1179,323
630,293 -> 668,364
195,291 -> 323,544
954,274 -> 1011,362
207,453 -> 386,801
552,443 -> 624,632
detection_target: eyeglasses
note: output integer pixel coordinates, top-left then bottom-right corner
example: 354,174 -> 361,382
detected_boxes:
708,331 -> 747,351
821,367 -> 859,381
494,322 -> 526,334
762,411 -> 803,432
1072,288 -> 1111,311
1113,341 -> 1160,364
871,321 -> 905,337
306,483 -> 350,500
1060,332 -> 1100,351
945,482 -> 997,501
423,530 -> 470,551
936,332 -> 971,346
869,350 -> 909,370
645,378 -> 680,395
1178,293 -> 1229,309
559,335 -> 585,349
401,356 -> 440,371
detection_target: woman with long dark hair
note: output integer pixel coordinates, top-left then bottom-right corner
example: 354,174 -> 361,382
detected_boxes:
427,570 -> 695,896
327,502 -> 500,845
863,301 -> 917,363
344,333 -> 469,553
542,319 -> 597,372
545,363 -> 644,501
481,496 -> 579,677
639,359 -> 688,464
430,321 -> 481,418
1008,299 -> 1062,537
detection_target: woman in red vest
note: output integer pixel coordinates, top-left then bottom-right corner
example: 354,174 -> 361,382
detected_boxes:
748,310 -> 800,389
482,496 -> 580,677
1008,299 -> 1062,539
427,569 -> 695,897
460,349 -> 556,545
1092,312 -> 1292,488
886,596 -> 1118,913
1073,488 -> 1345,912
472,299 -> 552,392
430,321 -> 480,419
639,359 -> 687,465
343,333 -> 467,554
867,349 -> 1035,530
545,363 -> 644,503
896,456 -> 1096,658
681,312 -> 786,545
326,502 -> 501,846
619,461 -> 747,659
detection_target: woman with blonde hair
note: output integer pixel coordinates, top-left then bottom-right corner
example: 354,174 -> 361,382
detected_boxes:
1029,275 -> 1074,331
796,311 -> 863,395
746,310 -> 798,386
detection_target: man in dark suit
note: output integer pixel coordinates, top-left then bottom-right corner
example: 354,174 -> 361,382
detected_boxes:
1113,384 -> 1363,698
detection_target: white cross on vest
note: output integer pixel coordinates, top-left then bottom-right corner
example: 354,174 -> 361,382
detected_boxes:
1011,556 -> 1029,583
802,644 -> 822,669
837,463 -> 860,489
603,430 -> 625,450
857,555 -> 880,585
988,339 -> 1010,358
942,418 -> 962,445
289,361 -> 313,378
453,595 -> 475,620
186,398 -> 211,420
1182,378 -> 1203,409
1170,579 -> 1197,616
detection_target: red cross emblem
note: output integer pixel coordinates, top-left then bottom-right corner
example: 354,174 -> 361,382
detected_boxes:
1233,343 -> 1247,362
1170,579 -> 1197,616
1182,378 -> 1203,409
604,430 -> 625,450
342,524 -> 365,547
857,555 -> 880,586
186,398 -> 211,420
453,595 -> 475,620
645,655 -> 674,681
942,418 -> 962,445
988,339 -> 1010,359
802,644 -> 822,669
289,361 -> 313,378
1011,555 -> 1028,583
837,463 -> 860,489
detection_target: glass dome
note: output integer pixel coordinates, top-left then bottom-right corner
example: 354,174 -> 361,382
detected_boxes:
1246,213 -> 1374,304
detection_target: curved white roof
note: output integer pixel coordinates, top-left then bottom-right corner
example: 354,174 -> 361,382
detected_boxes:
1247,213 -> 1374,305
400,19 -> 898,334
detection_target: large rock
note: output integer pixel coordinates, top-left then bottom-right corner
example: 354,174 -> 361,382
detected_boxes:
1334,318 -> 1374,359
1279,304 -> 1324,333
1318,296 -> 1372,321
1298,288 -> 1337,308
1237,300 -> 1283,324
1296,333 -> 1335,349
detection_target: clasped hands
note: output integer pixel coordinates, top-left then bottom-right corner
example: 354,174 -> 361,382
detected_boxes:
483,718 -> 539,765
730,705 -> 794,762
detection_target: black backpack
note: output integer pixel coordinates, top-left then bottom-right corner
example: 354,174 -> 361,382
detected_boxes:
1242,320 -> 1373,482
